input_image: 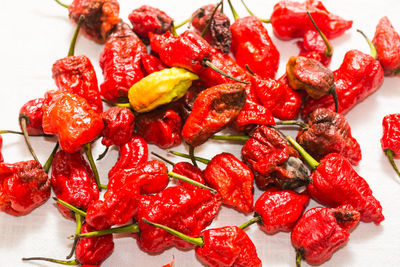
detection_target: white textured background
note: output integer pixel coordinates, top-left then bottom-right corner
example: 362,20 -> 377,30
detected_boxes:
0,0 -> 400,266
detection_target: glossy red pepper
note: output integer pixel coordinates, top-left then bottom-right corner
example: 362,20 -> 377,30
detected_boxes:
373,16 -> 400,76
101,106 -> 135,147
19,98 -> 45,135
140,53 -> 167,76
270,0 -> 352,40
51,150 -> 99,219
291,205 -> 360,266
0,160 -> 50,216
42,90 -> 104,153
298,30 -> 332,66
381,114 -> 400,177
232,99 -> 276,132
172,162 -> 205,190
100,22 -> 147,102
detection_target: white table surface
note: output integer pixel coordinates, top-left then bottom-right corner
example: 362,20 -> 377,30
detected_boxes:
1,0 -> 400,266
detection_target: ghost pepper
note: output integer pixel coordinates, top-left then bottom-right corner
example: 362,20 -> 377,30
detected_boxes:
381,113 -> 400,178
101,106 -> 135,147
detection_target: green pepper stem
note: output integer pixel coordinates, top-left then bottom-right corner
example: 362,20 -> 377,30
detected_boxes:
168,171 -> 217,193
0,130 -> 23,135
142,218 -> 204,247
85,143 -> 105,191
170,21 -> 179,37
174,17 -> 191,29
275,121 -> 308,129
43,142 -> 59,173
239,215 -> 262,229
151,152 -> 175,166
202,60 -> 250,84
18,116 -> 39,162
101,98 -> 131,108
385,149 -> 400,178
329,85 -> 339,113
211,135 -> 250,142
306,11 -> 332,58
66,213 -> 82,259
97,146 -> 109,161
189,145 -> 198,167
357,29 -> 377,59
74,223 -> 140,239
53,197 -> 87,217
201,1 -> 222,37
227,0 -> 239,20
296,250 -> 302,267
167,150 -> 210,164
240,0 -> 271,23
245,64 -> 254,75
54,0 -> 69,8
22,257 -> 78,265
286,136 -> 320,170
68,16 -> 84,57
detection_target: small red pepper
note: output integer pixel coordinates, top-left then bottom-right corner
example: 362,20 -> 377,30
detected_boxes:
140,53 -> 167,76
19,98 -> 45,136
172,162 -> 205,191
381,114 -> 400,178
101,106 -> 135,147
0,160 -> 50,216
291,205 -> 360,266
373,16 -> 400,76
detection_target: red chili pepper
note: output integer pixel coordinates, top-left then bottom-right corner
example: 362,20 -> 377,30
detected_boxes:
42,90 -> 104,153
100,22 -> 147,102
381,114 -> 400,177
298,30 -> 332,66
108,134 -> 148,178
296,108 -> 362,165
67,0 -> 120,43
19,98 -> 45,136
135,109 -> 182,149
204,152 -> 254,214
0,160 -> 50,216
270,0 -> 352,40
141,53 -> 167,76
291,205 -> 360,266
373,16 -> 400,76
51,150 -> 99,219
101,106 -> 135,147
172,162 -> 205,191
128,5 -> 173,44
162,258 -> 174,267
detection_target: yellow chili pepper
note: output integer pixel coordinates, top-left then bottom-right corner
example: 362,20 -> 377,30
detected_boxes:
128,67 -> 199,113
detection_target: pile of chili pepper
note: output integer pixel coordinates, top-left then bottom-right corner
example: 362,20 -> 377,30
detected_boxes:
4,0 -> 400,266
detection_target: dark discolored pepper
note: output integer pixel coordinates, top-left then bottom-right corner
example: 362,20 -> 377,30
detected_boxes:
182,83 -> 246,147
108,134 -> 148,178
67,0 -> 120,43
252,74 -> 302,120
191,4 -> 232,54
291,205 -> 360,266
242,126 -> 310,190
128,5 -> 173,44
135,109 -> 182,149
381,114 -> 400,177
172,162 -> 205,191
42,90 -> 104,153
286,56 -> 338,112
101,106 -> 135,147
270,0 -> 352,40
372,16 -> 400,76
296,107 -> 362,165
0,160 -> 50,216
100,22 -> 147,102
301,49 -> 384,118
136,186 -> 221,253
51,150 -> 99,219
204,152 -> 254,214
140,53 -> 167,76
143,219 -> 262,267
19,98 -> 45,136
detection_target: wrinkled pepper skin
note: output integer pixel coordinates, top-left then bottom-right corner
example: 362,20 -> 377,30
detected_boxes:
42,91 -> 104,153
135,109 -> 182,149
204,153 -> 254,214
182,83 -> 246,147
191,4 -> 232,54
252,74 -> 302,120
128,5 -> 172,44
172,162 -> 205,190
196,226 -> 262,267
68,0 -> 120,44
51,150 -> 99,219
270,0 -> 352,40
373,16 -> 400,76
301,49 -> 384,118
308,153 -> 384,224
75,223 -> 114,265
381,114 -> 400,158
100,23 -> 147,102
136,186 -> 221,253
232,99 -> 276,132
291,205 -> 360,265
231,16 -> 280,79
0,160 -> 50,216
101,106 -> 135,147
141,53 -> 167,76
52,55 -> 103,113
298,30 -> 331,66
242,126 -> 309,190
19,98 -> 45,135
297,108 -> 362,165
108,134 -> 148,178
254,188 -> 309,234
